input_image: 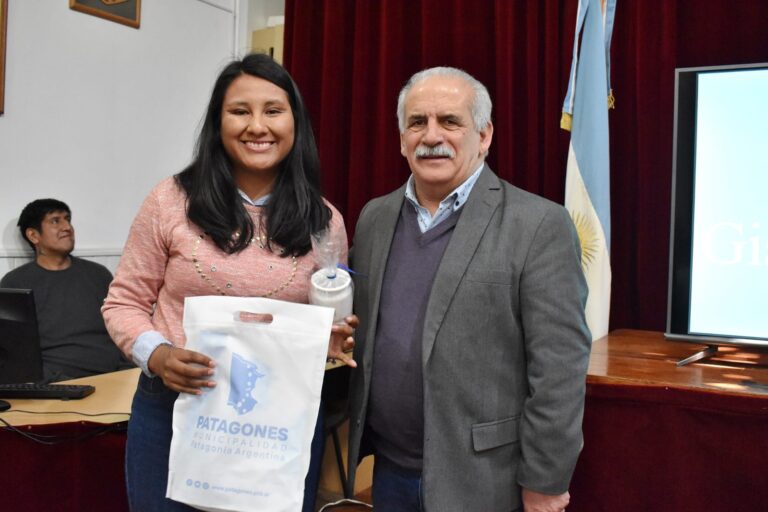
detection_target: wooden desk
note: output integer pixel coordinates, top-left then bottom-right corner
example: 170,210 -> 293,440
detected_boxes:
587,329 -> 768,394
0,369 -> 139,512
0,367 -> 139,426
570,330 -> 768,512
0,362 -> 352,512
1,359 -> 347,426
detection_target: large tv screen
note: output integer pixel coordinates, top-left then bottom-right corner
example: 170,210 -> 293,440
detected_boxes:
666,63 -> 768,353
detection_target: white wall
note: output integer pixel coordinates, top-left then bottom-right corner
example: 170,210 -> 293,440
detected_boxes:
0,0 -> 242,273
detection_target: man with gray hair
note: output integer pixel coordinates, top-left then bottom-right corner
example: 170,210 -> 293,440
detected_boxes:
347,67 -> 591,511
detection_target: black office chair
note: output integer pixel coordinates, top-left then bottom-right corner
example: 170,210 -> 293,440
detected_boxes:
323,398 -> 352,499
321,363 -> 354,500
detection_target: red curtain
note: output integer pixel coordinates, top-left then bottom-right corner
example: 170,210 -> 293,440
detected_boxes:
284,0 -> 768,332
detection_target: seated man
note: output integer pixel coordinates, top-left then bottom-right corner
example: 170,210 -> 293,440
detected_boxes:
0,199 -> 133,381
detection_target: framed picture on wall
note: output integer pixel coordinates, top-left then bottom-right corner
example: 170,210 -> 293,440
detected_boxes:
70,0 -> 141,29
1,0 -> 7,115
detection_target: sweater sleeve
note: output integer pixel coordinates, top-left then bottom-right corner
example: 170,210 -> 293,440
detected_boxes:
102,183 -> 172,359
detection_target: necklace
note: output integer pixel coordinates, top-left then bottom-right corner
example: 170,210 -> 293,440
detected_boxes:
192,233 -> 298,297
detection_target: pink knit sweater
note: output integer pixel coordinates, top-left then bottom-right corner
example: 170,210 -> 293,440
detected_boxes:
102,177 -> 347,358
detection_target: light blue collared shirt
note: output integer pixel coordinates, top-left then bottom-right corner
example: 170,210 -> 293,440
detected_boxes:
132,189 -> 272,376
238,189 -> 270,207
405,163 -> 484,233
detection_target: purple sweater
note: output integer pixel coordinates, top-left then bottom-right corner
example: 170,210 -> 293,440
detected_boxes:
367,201 -> 461,471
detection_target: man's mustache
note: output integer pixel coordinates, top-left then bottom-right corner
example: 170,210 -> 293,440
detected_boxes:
414,145 -> 455,158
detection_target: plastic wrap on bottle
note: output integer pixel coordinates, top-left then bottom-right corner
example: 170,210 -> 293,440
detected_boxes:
309,229 -> 353,322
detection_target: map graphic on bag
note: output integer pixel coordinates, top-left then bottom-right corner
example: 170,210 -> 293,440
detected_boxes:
228,353 -> 265,415
167,296 -> 334,512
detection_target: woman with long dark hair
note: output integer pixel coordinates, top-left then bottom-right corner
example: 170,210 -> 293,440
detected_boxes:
103,53 -> 355,511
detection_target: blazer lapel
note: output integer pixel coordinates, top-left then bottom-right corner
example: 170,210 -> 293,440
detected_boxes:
364,186 -> 405,347
422,166 -> 502,363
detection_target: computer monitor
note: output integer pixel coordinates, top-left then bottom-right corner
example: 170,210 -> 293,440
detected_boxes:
0,288 -> 44,384
666,62 -> 768,365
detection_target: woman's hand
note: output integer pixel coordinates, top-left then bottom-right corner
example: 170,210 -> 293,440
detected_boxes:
148,344 -> 216,394
328,315 -> 359,368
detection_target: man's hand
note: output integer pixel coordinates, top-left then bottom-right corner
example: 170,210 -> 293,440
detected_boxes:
148,344 -> 216,394
522,488 -> 570,512
328,315 -> 359,368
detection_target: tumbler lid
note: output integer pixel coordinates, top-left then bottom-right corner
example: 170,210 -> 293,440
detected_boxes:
310,268 -> 351,293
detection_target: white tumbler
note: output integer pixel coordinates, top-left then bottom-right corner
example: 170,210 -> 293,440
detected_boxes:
309,268 -> 353,323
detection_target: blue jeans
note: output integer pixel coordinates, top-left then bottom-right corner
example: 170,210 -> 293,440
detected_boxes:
372,456 -> 423,512
125,373 -> 324,512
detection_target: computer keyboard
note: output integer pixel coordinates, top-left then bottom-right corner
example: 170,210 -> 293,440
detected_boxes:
0,383 -> 95,400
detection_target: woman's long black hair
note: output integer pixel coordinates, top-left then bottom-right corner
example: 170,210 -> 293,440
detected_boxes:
176,53 -> 331,256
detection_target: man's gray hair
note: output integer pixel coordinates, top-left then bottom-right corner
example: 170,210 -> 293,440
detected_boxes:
396,66 -> 492,133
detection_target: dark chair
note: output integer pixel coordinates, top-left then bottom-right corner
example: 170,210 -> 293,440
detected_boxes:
323,398 -> 352,499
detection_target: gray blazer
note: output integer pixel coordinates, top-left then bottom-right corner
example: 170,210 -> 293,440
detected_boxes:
347,167 -> 591,511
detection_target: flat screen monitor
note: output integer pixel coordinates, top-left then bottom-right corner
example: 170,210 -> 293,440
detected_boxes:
0,288 -> 44,384
666,62 -> 768,353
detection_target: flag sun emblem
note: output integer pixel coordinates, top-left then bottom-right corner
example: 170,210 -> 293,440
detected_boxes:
570,210 -> 600,272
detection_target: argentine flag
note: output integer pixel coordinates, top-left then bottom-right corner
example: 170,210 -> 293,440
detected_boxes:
561,0 -> 616,341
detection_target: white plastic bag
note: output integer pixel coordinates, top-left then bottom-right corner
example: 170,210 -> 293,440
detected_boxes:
167,296 -> 334,512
